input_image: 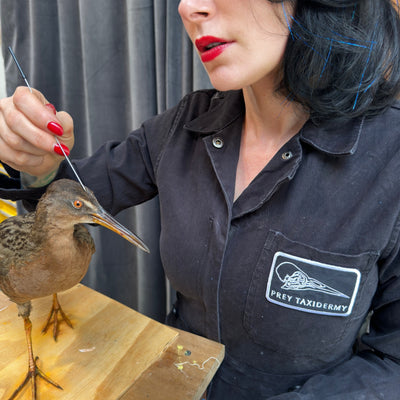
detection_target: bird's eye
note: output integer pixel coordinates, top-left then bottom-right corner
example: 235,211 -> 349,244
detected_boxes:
73,200 -> 83,209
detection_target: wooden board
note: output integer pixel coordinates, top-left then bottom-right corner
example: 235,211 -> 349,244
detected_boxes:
121,327 -> 224,400
0,284 -> 224,399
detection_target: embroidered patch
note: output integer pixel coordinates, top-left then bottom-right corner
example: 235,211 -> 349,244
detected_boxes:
266,252 -> 361,317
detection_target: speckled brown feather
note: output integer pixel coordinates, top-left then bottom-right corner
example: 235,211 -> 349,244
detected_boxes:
0,179 -> 148,400
0,180 -> 98,308
0,178 -> 148,316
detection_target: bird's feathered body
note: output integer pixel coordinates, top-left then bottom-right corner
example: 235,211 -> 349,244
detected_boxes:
0,211 -> 95,308
0,179 -> 149,400
0,179 -> 148,310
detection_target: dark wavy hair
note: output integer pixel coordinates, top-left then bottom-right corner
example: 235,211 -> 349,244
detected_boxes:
270,0 -> 400,124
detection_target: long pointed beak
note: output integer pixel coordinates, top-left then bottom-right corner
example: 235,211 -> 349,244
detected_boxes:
90,208 -> 150,253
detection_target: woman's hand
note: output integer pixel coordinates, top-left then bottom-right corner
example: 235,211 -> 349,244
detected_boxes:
0,86 -> 74,185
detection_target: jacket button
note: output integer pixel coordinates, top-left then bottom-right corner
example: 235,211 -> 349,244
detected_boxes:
212,137 -> 224,148
281,151 -> 293,160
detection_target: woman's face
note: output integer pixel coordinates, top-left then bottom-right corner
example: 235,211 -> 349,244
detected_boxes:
178,0 -> 293,91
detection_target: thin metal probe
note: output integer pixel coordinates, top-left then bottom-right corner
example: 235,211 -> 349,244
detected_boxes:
8,47 -> 32,92
8,46 -> 87,192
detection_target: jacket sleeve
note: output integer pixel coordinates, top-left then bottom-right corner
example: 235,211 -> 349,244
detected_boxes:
68,93 -> 191,215
269,243 -> 400,399
0,93 -> 189,214
0,121 -> 160,214
0,163 -> 48,210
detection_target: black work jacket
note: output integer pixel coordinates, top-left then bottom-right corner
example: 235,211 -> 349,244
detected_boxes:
2,90 -> 400,399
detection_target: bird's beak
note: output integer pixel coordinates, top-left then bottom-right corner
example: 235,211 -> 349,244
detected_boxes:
90,208 -> 150,253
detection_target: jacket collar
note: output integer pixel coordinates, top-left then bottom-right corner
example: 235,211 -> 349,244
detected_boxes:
184,90 -> 245,134
184,90 -> 363,157
300,117 -> 364,156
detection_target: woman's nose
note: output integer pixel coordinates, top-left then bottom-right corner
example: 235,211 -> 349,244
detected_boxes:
178,0 -> 214,22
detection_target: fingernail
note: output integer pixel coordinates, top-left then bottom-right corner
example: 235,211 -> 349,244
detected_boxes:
45,103 -> 57,115
53,143 -> 70,157
47,121 -> 63,136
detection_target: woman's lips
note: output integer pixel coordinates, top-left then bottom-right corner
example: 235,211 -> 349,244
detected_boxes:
195,36 -> 234,63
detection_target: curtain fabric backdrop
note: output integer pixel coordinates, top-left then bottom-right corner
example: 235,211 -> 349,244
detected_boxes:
0,0 -> 211,322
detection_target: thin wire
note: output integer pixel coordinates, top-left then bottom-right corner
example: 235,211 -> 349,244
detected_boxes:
8,47 -> 32,91
174,356 -> 221,371
54,136 -> 87,190
8,46 -> 87,192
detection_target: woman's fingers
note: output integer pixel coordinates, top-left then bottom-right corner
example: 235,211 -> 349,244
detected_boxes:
11,87 -> 67,152
56,110 -> 75,150
0,86 -> 75,177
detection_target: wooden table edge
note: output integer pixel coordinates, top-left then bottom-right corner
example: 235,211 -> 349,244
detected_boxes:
120,328 -> 225,400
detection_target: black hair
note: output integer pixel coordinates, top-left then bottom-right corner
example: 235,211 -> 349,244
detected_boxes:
270,0 -> 400,124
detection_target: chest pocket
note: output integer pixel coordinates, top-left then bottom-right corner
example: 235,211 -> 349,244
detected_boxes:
243,230 -> 378,357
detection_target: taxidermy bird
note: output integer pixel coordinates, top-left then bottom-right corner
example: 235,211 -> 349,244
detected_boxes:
0,178 -> 149,399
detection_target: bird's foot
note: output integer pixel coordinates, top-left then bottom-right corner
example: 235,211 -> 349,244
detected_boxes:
42,293 -> 73,341
7,356 -> 62,400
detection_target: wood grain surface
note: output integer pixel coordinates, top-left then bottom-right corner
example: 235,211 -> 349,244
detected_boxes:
0,284 -> 224,399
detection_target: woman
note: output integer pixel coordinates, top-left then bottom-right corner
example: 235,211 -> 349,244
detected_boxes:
0,0 -> 399,398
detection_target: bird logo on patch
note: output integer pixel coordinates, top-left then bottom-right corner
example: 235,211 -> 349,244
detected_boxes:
276,261 -> 350,299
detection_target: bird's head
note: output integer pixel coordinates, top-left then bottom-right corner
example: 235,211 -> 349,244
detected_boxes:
36,179 -> 149,253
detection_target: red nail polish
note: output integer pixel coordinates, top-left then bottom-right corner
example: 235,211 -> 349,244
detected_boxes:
53,143 -> 70,157
47,121 -> 63,136
45,103 -> 57,115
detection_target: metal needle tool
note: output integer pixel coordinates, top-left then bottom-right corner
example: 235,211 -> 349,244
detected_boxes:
8,46 -> 87,192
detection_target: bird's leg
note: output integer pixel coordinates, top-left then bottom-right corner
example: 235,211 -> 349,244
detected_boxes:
7,316 -> 62,400
42,293 -> 73,341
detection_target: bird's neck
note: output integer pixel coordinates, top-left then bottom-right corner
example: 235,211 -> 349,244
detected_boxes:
32,207 -> 77,244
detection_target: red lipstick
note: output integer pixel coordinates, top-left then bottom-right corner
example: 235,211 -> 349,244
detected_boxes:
195,36 -> 233,63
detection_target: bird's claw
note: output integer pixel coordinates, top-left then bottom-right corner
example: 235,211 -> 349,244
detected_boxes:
7,356 -> 62,400
42,293 -> 73,341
